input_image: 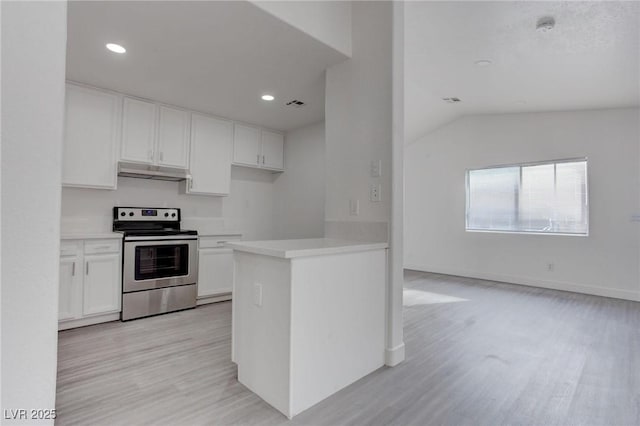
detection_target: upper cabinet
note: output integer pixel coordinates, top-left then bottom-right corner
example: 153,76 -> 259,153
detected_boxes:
233,124 -> 262,166
121,98 -> 156,164
157,106 -> 190,168
63,82 -> 284,193
63,84 -> 120,189
121,97 -> 190,169
261,130 -> 285,170
186,113 -> 233,196
233,124 -> 284,172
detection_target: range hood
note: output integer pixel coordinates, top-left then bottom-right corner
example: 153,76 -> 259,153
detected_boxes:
118,161 -> 189,182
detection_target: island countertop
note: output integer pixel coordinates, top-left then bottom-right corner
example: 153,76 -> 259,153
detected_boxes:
226,238 -> 388,259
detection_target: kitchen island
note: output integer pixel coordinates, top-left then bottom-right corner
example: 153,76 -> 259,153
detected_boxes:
227,238 -> 388,418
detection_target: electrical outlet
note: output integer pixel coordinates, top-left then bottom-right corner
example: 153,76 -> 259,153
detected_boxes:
253,283 -> 263,306
349,199 -> 360,216
370,184 -> 381,202
370,160 -> 382,177
547,263 -> 555,272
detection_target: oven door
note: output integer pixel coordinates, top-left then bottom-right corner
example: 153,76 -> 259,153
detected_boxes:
123,238 -> 198,293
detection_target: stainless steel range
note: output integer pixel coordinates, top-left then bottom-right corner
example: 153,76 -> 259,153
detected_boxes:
113,207 -> 198,321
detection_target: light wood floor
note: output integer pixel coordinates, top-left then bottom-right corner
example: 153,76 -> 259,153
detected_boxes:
56,271 -> 640,425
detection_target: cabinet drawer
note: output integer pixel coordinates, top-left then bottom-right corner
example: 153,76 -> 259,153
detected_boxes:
84,239 -> 121,254
199,235 -> 241,249
61,241 -> 82,257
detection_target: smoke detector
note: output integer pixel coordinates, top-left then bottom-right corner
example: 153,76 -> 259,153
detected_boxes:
536,16 -> 555,33
285,99 -> 305,108
442,97 -> 461,104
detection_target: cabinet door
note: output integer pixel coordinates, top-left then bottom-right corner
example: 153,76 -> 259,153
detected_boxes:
157,106 -> 190,168
188,113 -> 233,195
83,253 -> 121,316
261,130 -> 284,170
121,97 -> 157,164
63,84 -> 120,189
233,124 -> 261,167
198,248 -> 234,297
59,256 -> 82,321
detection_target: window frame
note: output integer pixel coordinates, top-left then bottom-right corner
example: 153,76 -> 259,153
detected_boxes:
465,157 -> 589,237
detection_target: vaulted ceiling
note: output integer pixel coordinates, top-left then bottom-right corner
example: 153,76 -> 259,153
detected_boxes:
405,1 -> 640,144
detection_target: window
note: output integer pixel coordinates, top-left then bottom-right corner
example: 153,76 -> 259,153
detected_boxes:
466,159 -> 588,235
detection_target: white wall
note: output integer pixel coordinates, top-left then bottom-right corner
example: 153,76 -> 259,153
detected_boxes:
1,1 -> 67,422
405,109 -> 640,301
251,1 -> 352,58
324,1 -> 392,241
273,121 -> 325,239
61,166 -> 277,240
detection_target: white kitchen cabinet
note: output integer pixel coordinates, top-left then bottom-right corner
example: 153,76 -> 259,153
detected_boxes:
197,235 -> 241,304
121,97 -> 157,164
186,113 -> 233,196
63,83 -> 120,189
233,124 -> 262,166
121,98 -> 191,169
198,249 -> 234,297
157,106 -> 190,168
261,130 -> 285,170
83,253 -> 121,316
59,237 -> 122,330
59,255 -> 82,321
232,123 -> 284,172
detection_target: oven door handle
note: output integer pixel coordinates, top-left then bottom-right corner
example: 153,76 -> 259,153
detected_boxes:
124,235 -> 198,242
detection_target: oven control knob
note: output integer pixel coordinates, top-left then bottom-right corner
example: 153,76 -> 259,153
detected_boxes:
120,212 -> 126,217
164,212 -> 169,217
171,213 -> 176,218
129,212 -> 134,217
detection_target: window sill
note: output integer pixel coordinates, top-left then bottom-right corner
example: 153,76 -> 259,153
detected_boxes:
465,229 -> 589,237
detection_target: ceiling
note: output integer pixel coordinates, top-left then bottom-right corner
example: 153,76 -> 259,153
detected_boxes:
66,1 -> 348,132
405,1 -> 640,144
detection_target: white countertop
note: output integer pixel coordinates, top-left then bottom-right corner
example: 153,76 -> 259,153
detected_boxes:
226,238 -> 388,259
61,232 -> 123,240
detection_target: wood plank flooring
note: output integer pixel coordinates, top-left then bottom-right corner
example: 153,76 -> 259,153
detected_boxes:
56,271 -> 640,425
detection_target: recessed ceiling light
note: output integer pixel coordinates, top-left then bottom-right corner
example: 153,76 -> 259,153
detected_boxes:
106,43 -> 126,54
536,16 -> 555,33
261,94 -> 275,101
474,59 -> 492,67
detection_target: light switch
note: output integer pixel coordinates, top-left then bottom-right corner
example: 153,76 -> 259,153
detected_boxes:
349,199 -> 360,216
254,283 -> 263,307
371,160 -> 382,177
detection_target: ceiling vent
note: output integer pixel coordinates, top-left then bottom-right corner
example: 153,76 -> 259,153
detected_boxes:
442,97 -> 461,103
285,99 -> 305,108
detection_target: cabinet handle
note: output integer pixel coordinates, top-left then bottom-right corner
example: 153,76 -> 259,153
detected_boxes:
159,152 -> 164,161
94,245 -> 111,250
217,240 -> 227,244
148,150 -> 153,161
262,155 -> 265,164
86,263 -> 89,275
256,154 -> 260,165
72,262 -> 75,276
189,178 -> 193,190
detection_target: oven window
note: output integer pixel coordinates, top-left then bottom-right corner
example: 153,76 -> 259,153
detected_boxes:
135,244 -> 189,281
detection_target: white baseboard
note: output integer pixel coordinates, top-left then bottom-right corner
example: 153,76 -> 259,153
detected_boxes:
404,263 -> 640,302
58,312 -> 120,331
385,342 -> 405,366
197,293 -> 232,305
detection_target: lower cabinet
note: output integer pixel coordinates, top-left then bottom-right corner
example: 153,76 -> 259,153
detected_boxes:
59,238 -> 122,330
58,255 -> 83,321
83,253 -> 121,316
197,235 -> 241,304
